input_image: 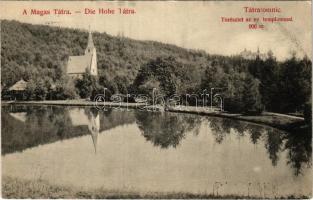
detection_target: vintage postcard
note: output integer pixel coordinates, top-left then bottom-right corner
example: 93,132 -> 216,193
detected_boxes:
0,0 -> 312,199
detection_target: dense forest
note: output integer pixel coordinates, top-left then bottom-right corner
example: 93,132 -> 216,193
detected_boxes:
1,20 -> 311,117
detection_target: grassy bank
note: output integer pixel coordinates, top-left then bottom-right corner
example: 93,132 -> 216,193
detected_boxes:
2,176 -> 308,199
167,106 -> 305,132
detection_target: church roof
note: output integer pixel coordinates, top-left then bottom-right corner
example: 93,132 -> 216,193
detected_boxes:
67,54 -> 92,74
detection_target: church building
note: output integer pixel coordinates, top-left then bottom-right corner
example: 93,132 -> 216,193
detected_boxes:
66,29 -> 98,78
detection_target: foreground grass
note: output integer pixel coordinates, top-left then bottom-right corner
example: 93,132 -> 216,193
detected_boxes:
2,177 -> 309,199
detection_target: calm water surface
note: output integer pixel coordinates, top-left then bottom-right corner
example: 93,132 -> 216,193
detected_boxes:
2,105 -> 312,197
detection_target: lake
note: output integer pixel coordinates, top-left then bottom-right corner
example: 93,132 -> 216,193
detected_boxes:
1,105 -> 312,198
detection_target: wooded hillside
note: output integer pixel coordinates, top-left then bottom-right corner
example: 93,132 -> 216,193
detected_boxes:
1,20 -> 311,115
1,20 -> 209,87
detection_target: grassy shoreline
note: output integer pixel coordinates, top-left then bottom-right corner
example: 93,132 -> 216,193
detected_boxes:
2,176 -> 308,199
2,100 -> 305,132
167,106 -> 305,132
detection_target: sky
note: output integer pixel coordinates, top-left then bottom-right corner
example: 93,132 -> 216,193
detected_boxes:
1,1 -> 312,60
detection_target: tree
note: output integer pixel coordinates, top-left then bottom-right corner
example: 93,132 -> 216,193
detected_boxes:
133,57 -> 183,98
113,76 -> 128,94
259,51 -> 279,110
242,74 -> 263,114
248,53 -> 264,79
54,78 -> 78,100
200,62 -> 227,91
25,79 -> 36,100
138,78 -> 160,97
223,72 -> 245,113
75,71 -> 96,98
34,79 -> 48,100
99,75 -> 117,96
278,55 -> 311,112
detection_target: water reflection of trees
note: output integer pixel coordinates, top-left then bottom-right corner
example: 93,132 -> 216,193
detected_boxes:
207,117 -> 311,175
264,128 -> 283,166
135,111 -> 201,148
209,118 -> 252,143
284,128 -> 312,176
135,112 -> 311,175
208,118 -> 231,144
1,106 -> 135,155
2,105 -> 75,154
2,106 -> 311,176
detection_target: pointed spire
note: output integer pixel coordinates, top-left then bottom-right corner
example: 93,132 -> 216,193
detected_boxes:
86,26 -> 94,49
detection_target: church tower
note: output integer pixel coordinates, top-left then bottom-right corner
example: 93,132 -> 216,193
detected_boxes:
66,27 -> 98,78
85,28 -> 98,76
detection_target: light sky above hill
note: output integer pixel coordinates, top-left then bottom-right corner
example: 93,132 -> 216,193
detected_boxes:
1,1 -> 311,60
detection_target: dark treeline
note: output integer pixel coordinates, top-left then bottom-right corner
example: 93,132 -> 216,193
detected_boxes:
1,20 -> 311,117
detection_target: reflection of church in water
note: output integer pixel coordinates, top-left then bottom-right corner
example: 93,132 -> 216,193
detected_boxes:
67,108 -> 136,153
68,108 -> 100,153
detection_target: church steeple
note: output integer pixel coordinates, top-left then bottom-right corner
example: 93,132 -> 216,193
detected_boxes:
85,26 -> 95,54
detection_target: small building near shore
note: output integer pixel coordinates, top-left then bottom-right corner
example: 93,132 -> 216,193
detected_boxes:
8,79 -> 28,100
